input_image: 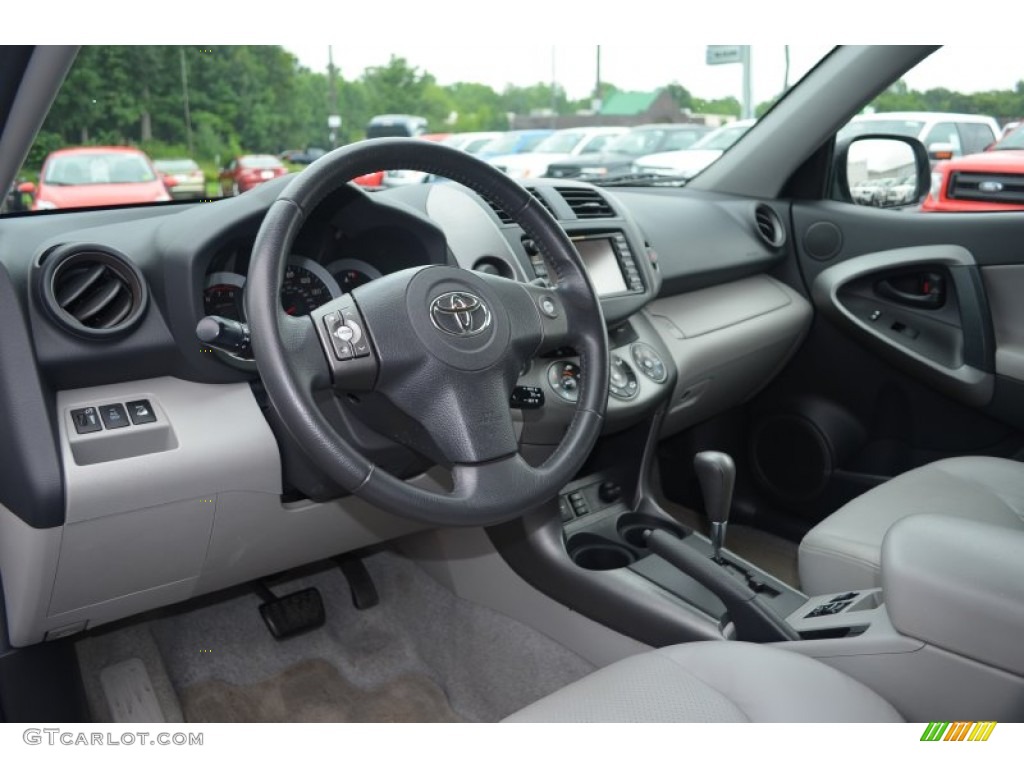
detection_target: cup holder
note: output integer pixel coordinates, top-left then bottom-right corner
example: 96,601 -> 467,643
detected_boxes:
617,512 -> 687,549
567,533 -> 637,571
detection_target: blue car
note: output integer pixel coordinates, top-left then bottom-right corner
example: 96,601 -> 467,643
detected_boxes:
474,129 -> 554,161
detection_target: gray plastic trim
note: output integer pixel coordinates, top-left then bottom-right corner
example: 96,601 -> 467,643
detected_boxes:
0,505 -> 63,647
0,46 -> 77,197
811,245 -> 994,407
882,514 -> 1024,679
648,275 -> 812,436
58,377 -> 281,523
402,526 -> 652,668
982,265 -> 1024,383
425,183 -> 528,281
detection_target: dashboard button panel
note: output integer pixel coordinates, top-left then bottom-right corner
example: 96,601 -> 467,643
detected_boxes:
631,342 -> 668,383
99,403 -> 130,430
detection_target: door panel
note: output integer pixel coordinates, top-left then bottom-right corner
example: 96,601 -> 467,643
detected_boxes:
729,201 -> 1024,528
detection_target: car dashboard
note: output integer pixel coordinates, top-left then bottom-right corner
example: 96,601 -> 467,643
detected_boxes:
0,170 -> 812,647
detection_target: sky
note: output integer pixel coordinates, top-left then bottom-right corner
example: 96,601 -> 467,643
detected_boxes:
8,0 -> 1024,105
282,44 -> 1024,107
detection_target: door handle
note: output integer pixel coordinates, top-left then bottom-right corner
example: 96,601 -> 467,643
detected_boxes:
874,271 -> 945,309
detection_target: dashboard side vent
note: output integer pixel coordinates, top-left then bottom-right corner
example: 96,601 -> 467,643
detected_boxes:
555,187 -> 615,219
754,203 -> 786,248
38,244 -> 149,338
479,193 -> 514,225
529,188 -> 557,218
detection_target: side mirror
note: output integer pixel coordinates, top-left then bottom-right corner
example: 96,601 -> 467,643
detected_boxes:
17,181 -> 35,195
834,134 -> 931,209
927,141 -> 955,162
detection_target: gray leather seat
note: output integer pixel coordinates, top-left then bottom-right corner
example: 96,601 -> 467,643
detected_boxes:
800,456 -> 1024,595
504,641 -> 902,722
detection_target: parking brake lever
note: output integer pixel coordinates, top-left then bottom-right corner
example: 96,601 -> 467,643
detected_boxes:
645,529 -> 799,643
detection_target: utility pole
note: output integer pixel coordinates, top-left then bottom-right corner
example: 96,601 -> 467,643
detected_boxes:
741,46 -> 753,119
179,47 -> 194,156
328,46 -> 340,147
550,46 -> 558,129
593,45 -> 602,113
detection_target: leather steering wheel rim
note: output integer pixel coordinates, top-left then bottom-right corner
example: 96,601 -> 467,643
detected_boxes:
245,138 -> 609,526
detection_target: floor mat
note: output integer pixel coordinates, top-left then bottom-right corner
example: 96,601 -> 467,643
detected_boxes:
78,550 -> 595,723
181,658 -> 462,722
657,498 -> 801,589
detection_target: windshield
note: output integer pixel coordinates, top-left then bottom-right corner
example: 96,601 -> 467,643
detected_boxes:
692,124 -> 750,151
994,127 -> 1024,150
44,152 -> 156,185
154,159 -> 199,173
839,119 -> 925,139
605,130 -> 666,155
6,44 -> 839,212
533,132 -> 585,153
242,155 -> 285,169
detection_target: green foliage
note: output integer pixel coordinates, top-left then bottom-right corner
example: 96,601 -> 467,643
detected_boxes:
869,80 -> 1024,119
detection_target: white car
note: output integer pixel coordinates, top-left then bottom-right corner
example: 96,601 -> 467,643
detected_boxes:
631,118 -> 757,179
490,127 -> 625,179
442,131 -> 504,154
838,111 -> 1001,163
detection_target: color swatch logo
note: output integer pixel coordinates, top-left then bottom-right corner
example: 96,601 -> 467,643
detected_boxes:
921,722 -> 997,741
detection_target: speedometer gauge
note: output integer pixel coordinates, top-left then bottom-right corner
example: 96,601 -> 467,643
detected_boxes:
204,272 -> 246,320
326,258 -> 383,293
280,257 -> 341,316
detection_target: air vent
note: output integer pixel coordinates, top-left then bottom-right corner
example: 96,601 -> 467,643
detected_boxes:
480,193 -> 514,225
39,244 -> 148,338
529,188 -> 557,218
555,187 -> 615,219
754,204 -> 786,248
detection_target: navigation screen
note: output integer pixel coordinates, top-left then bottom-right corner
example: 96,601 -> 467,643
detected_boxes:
575,237 -> 627,296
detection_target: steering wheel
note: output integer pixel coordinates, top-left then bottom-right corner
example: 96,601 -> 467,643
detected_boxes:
245,138 -> 609,526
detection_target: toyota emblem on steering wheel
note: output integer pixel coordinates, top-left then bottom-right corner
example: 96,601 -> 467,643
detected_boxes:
429,291 -> 492,337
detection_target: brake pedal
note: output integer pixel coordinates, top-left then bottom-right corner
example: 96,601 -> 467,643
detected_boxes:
335,556 -> 380,610
255,585 -> 325,639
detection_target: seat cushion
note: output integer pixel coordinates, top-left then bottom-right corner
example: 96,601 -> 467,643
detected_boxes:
799,457 -> 1024,596
503,641 -> 903,722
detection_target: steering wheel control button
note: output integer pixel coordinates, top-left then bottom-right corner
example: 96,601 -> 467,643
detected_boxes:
429,291 -> 492,337
510,386 -> 545,409
99,403 -> 130,429
126,399 -> 157,425
323,312 -> 355,360
609,357 -> 639,400
538,295 -> 559,318
71,406 -> 102,434
339,308 -> 371,357
548,361 -> 581,403
631,342 -> 668,383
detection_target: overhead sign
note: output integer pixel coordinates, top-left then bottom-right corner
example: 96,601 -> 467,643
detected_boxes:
706,46 -> 743,66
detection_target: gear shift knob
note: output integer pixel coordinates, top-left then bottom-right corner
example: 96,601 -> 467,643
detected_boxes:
694,451 -> 735,560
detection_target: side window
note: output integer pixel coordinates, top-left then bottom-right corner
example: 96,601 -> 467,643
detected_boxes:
959,122 -> 996,155
582,135 -> 611,153
837,46 -> 1024,215
923,122 -> 961,155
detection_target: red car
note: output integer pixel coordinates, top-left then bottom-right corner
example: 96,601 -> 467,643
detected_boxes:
25,146 -> 169,211
922,125 -> 1024,212
219,154 -> 288,196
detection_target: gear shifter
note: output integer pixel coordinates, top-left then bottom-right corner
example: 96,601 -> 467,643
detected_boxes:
694,451 -> 735,562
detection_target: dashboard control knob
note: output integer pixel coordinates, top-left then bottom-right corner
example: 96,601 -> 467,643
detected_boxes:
598,481 -> 622,503
197,315 -> 252,359
609,356 -> 639,400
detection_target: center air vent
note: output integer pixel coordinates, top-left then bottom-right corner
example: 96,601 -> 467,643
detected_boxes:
529,188 -> 557,218
480,193 -> 514,225
38,244 -> 149,338
754,203 -> 786,248
555,187 -> 615,219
